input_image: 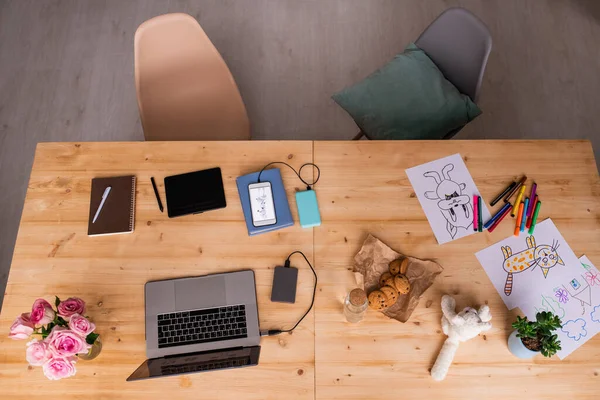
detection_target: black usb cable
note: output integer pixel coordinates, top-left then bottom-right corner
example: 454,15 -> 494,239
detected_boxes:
260,251 -> 317,336
256,161 -> 320,191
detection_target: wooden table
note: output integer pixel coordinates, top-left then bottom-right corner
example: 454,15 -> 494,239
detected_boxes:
1,140 -> 599,399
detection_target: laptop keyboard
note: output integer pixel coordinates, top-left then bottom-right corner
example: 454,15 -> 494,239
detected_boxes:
160,356 -> 250,375
157,305 -> 248,349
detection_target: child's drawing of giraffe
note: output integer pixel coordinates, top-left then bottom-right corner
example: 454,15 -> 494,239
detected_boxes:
502,236 -> 564,296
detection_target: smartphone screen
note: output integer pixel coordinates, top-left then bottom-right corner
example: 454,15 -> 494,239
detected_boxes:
248,182 -> 277,226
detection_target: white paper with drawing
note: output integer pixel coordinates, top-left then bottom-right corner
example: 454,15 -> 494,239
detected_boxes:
519,255 -> 600,359
405,154 -> 490,244
475,219 -> 582,310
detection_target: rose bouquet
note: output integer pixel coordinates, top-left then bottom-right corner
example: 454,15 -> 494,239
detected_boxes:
8,296 -> 100,380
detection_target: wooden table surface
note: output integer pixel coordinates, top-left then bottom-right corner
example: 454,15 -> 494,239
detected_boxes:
1,140 -> 599,399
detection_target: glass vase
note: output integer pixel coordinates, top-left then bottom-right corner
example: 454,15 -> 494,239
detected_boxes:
78,337 -> 102,361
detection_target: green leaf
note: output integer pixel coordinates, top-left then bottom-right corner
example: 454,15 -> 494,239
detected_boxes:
40,324 -> 54,339
86,332 -> 100,345
514,310 -> 563,356
581,262 -> 592,272
56,316 -> 68,327
55,296 -> 61,308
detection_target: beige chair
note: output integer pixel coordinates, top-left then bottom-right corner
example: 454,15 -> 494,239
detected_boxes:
134,13 -> 250,141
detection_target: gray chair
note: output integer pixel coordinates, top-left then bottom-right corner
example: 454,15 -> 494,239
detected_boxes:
354,8 -> 492,140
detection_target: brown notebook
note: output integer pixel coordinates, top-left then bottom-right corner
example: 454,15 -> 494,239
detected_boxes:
87,176 -> 136,236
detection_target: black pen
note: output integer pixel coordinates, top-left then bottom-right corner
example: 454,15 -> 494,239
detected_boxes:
490,181 -> 516,206
150,177 -> 164,213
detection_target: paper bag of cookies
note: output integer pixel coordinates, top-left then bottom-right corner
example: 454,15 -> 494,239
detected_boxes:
354,234 -> 443,322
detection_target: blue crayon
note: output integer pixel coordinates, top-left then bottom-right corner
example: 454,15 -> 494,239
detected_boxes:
520,198 -> 529,232
484,202 -> 511,230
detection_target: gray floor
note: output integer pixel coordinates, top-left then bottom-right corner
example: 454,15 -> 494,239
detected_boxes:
1,0 -> 599,308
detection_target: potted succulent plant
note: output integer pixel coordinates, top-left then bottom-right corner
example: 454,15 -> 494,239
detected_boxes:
508,311 -> 562,359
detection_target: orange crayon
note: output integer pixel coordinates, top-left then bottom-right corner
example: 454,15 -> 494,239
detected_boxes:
514,202 -> 524,237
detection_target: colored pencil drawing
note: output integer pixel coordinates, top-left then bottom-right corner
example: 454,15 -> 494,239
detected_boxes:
423,163 -> 473,240
554,288 -> 569,304
502,236 -> 564,296
517,254 -> 600,359
535,294 -> 566,320
561,319 -> 587,341
584,270 -> 600,286
591,305 -> 600,323
562,275 -> 592,307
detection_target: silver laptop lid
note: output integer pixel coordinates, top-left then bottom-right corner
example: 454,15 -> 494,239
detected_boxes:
144,270 -> 260,359
126,346 -> 261,382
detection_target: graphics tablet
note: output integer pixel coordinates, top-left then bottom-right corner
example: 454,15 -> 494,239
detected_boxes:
164,167 -> 227,218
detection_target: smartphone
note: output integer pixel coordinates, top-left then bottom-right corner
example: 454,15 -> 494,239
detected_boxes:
248,182 -> 277,227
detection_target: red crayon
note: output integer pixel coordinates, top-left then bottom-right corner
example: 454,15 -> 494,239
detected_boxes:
526,195 -> 538,229
488,204 -> 513,233
473,195 -> 478,232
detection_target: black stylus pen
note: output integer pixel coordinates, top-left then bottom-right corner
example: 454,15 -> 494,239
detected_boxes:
150,177 -> 164,213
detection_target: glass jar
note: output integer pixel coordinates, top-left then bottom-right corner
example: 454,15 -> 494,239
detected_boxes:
78,337 -> 102,361
344,288 -> 368,323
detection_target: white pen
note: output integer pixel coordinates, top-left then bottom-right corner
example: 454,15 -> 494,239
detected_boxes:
93,186 -> 112,223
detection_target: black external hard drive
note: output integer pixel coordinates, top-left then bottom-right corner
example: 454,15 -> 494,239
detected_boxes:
271,266 -> 298,303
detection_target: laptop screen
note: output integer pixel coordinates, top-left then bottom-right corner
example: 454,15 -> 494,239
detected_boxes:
126,346 -> 260,381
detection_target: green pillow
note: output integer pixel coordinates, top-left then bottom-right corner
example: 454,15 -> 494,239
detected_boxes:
332,43 -> 482,140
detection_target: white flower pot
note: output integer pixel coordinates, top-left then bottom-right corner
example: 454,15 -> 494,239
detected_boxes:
507,330 -> 539,359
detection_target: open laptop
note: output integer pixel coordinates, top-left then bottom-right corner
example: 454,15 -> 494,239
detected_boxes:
127,270 -> 261,381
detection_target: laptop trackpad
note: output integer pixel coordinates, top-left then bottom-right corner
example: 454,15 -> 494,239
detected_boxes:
174,277 -> 227,310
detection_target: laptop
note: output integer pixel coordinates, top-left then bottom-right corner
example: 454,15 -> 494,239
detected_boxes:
164,167 -> 227,218
127,270 -> 261,381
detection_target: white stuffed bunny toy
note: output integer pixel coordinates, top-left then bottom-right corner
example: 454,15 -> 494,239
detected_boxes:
430,295 -> 492,381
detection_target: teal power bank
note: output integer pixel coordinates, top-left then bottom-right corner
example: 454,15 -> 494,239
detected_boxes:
295,189 -> 321,228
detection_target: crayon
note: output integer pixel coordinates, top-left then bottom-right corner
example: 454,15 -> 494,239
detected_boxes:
504,176 -> 527,203
514,202 -> 524,236
520,198 -> 529,232
511,185 -> 526,217
526,195 -> 538,229
473,195 -> 478,231
528,201 -> 542,234
491,181 -> 516,206
527,183 -> 537,217
488,204 -> 513,233
478,195 -> 483,232
484,202 -> 511,229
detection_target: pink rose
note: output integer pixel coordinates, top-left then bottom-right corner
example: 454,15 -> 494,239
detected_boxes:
42,356 -> 77,380
47,327 -> 90,357
68,314 -> 95,337
57,297 -> 86,318
26,339 -> 50,366
30,298 -> 55,325
8,313 -> 34,340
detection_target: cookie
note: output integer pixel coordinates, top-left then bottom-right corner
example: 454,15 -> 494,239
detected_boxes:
388,258 -> 403,275
380,285 -> 399,307
399,258 -> 410,275
379,271 -> 395,288
394,274 -> 411,294
368,290 -> 388,311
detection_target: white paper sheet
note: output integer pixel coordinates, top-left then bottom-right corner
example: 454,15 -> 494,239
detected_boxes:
405,154 -> 490,244
475,219 -> 582,310
519,255 -> 600,359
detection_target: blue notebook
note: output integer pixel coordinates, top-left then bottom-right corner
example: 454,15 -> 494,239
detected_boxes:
236,169 -> 294,236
